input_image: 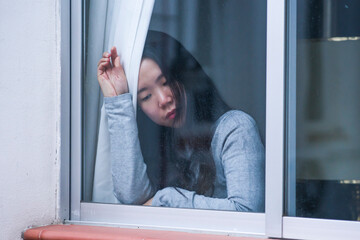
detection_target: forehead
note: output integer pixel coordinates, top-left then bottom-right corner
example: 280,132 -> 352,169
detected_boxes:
138,58 -> 162,88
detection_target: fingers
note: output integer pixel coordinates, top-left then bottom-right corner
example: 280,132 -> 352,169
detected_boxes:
110,46 -> 118,62
97,58 -> 110,76
97,57 -> 110,69
102,51 -> 110,58
99,51 -> 111,67
97,62 -> 107,77
111,46 -> 121,68
98,47 -> 122,75
98,57 -> 110,67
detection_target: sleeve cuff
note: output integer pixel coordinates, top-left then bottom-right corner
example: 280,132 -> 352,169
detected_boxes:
104,93 -> 132,104
151,187 -> 195,208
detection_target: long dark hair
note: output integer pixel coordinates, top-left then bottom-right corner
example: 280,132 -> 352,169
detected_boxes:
137,31 -> 230,196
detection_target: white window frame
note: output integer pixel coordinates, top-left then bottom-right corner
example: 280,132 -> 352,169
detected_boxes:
62,0 -> 360,239
59,0 -> 71,221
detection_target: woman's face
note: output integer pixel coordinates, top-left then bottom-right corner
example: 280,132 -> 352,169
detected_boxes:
138,58 -> 182,127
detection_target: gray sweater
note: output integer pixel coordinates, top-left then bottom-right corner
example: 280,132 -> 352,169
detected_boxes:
104,93 -> 265,211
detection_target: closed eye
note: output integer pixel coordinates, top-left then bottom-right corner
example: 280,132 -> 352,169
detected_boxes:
141,94 -> 151,102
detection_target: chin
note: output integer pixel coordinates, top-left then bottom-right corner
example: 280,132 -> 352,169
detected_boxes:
154,120 -> 171,127
162,120 -> 176,128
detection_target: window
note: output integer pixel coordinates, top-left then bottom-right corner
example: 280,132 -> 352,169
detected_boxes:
283,0 -> 360,239
286,0 -> 360,221
67,0 -> 360,239
83,0 -> 266,214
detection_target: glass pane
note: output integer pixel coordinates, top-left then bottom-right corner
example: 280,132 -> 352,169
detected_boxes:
83,0 -> 266,212
286,0 -> 360,221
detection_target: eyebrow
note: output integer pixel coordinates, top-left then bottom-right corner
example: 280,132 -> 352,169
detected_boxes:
137,73 -> 164,94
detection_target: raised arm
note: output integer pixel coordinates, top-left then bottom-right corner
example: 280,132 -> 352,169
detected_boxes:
98,48 -> 155,204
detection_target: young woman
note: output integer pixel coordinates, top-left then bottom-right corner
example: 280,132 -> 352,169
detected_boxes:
97,31 -> 265,211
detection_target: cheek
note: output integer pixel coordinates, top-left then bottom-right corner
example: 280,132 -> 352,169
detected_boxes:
140,102 -> 162,123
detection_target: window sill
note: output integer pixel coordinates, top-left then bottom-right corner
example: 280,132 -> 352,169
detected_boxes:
23,224 -> 269,240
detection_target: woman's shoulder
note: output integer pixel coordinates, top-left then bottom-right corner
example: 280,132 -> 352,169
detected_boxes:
211,110 -> 259,151
211,110 -> 262,165
214,110 -> 257,132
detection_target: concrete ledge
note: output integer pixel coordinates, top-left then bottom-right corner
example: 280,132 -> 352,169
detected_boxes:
23,224 -> 267,240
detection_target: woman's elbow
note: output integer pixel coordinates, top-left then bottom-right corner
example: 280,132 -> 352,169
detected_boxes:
233,198 -> 265,212
113,188 -> 154,205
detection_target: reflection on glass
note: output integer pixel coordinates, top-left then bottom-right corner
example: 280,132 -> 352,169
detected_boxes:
83,0 -> 266,212
287,0 -> 360,221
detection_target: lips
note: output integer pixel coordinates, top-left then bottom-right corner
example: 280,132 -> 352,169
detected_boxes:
166,109 -> 176,120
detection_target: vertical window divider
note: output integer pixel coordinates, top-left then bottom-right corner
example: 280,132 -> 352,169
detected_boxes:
265,0 -> 286,238
70,0 -> 83,221
285,0 -> 297,218
60,0 -> 71,221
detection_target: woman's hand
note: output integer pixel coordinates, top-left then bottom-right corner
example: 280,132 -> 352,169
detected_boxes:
97,46 -> 129,97
143,197 -> 153,206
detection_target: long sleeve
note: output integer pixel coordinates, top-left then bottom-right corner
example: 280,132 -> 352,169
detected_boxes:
151,111 -> 265,212
151,187 -> 248,210
218,111 -> 265,211
104,93 -> 155,204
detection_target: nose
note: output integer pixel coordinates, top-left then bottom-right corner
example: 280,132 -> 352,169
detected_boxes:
158,89 -> 173,108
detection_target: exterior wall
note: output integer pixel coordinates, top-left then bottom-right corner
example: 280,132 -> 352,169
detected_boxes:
0,0 -> 60,239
